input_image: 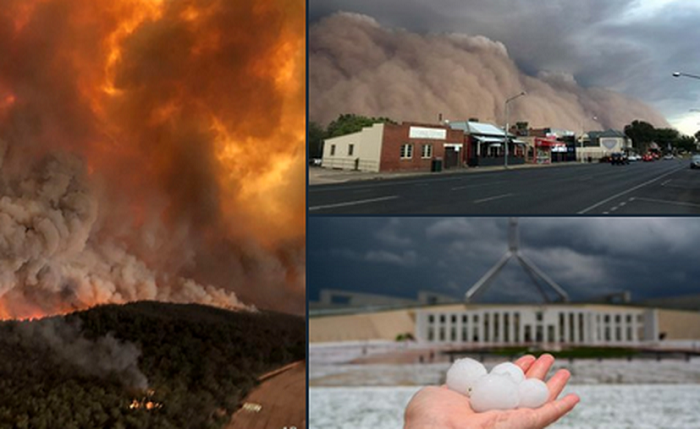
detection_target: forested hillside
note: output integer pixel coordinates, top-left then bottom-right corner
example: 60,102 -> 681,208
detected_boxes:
0,302 -> 305,429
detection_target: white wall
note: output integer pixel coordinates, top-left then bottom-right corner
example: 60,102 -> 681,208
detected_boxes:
322,123 -> 384,172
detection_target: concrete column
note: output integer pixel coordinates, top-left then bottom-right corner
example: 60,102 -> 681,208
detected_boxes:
456,313 -> 463,343
507,312 -> 514,344
562,312 -> 569,344
447,313 -> 454,343
462,313 -> 472,343
631,313 -> 638,343
416,312 -> 426,342
478,312 -> 485,344
643,309 -> 658,343
518,313 -> 525,344
497,312 -> 504,344
489,311 -> 500,344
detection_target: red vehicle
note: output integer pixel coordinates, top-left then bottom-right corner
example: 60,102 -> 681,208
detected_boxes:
642,153 -> 654,162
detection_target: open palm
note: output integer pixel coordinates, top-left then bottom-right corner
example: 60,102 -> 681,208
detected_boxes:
404,354 -> 579,429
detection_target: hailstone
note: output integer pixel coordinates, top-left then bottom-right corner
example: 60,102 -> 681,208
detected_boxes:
446,358 -> 487,397
490,362 -> 525,384
469,373 -> 520,412
518,378 -> 549,409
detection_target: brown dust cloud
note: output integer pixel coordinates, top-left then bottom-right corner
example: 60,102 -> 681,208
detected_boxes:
310,12 -> 668,130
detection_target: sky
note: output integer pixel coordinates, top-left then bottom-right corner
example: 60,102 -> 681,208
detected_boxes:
308,217 -> 700,304
309,0 -> 700,136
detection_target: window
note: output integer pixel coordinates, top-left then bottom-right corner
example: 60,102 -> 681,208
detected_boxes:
428,315 -> 434,323
330,144 -> 336,156
400,144 -> 413,159
421,144 -> 433,158
348,144 -> 354,156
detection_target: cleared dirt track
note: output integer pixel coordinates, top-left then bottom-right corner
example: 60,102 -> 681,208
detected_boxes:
227,360 -> 306,429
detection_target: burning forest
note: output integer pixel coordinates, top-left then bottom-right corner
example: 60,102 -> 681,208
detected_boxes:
0,0 -> 306,319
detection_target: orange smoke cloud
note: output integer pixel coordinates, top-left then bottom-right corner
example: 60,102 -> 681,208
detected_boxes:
0,0 -> 305,318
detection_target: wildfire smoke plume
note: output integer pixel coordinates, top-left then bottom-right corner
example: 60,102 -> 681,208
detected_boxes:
0,0 -> 305,318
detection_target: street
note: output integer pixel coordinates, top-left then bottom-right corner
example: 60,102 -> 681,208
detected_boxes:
227,361 -> 306,429
308,160 -> 700,214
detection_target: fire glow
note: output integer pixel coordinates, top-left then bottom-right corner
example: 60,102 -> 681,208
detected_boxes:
0,0 -> 305,319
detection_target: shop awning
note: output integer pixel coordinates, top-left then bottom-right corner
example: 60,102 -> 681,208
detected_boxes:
535,137 -> 564,148
472,136 -> 503,144
513,139 -> 527,145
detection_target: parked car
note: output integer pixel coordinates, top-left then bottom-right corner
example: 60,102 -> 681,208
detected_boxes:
691,155 -> 700,169
663,153 -> 674,160
627,154 -> 640,162
610,152 -> 628,165
642,153 -> 654,162
309,158 -> 322,166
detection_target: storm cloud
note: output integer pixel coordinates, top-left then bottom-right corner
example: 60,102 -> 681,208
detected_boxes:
310,1 -> 700,134
308,217 -> 700,304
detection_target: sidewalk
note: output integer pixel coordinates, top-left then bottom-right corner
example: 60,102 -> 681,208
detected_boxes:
308,161 -> 590,186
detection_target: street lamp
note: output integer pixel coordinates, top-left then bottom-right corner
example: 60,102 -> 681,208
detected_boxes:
504,91 -> 526,167
579,116 -> 597,162
673,71 -> 700,80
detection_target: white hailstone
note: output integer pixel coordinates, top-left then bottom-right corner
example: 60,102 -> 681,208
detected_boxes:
446,358 -> 487,397
490,362 -> 525,384
518,378 -> 550,409
470,373 -> 520,412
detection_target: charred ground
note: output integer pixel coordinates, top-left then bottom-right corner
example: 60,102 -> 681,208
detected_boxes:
0,301 -> 305,429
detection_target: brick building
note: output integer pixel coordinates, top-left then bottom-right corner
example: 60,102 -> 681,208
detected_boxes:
321,122 -> 466,173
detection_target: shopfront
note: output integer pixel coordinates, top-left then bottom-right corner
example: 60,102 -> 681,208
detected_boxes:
534,137 -> 566,164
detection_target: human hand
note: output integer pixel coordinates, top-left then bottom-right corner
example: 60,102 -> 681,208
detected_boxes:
404,354 -> 579,429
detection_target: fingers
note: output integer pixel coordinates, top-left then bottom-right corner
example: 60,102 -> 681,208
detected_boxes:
514,355 -> 537,373
525,353 -> 554,380
528,393 -> 580,428
546,369 -> 571,401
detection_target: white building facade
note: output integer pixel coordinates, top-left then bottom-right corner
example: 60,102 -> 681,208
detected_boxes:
322,123 -> 385,172
416,305 -> 658,345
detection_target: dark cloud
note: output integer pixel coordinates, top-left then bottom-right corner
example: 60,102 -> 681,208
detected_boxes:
309,0 -> 700,134
308,217 -> 700,304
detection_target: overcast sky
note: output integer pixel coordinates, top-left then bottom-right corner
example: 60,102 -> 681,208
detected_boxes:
308,217 -> 700,303
309,0 -> 700,135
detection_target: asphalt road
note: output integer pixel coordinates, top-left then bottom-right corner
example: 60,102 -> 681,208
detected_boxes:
227,361 -> 306,429
308,160 -> 700,214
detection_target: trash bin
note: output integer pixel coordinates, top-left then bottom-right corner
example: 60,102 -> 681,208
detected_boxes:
431,158 -> 443,172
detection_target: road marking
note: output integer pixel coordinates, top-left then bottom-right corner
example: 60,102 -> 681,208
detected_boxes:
577,166 -> 686,214
630,197 -> 700,209
474,193 -> 513,204
661,179 -> 672,186
309,196 -> 399,211
308,176 -> 465,192
451,181 -> 505,191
